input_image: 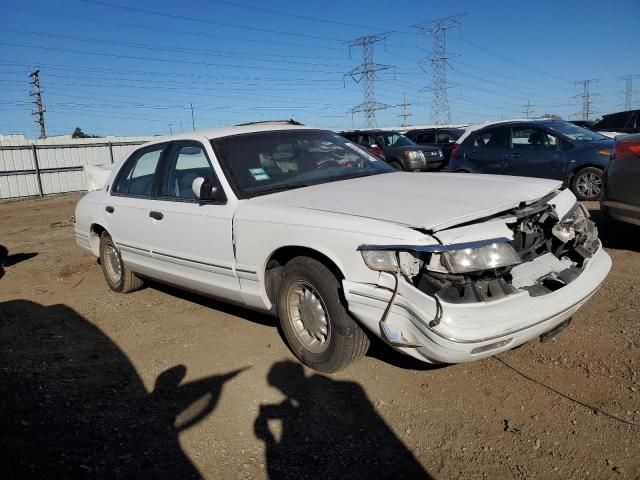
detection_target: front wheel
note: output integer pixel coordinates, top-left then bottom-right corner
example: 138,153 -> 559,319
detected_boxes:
571,167 -> 603,201
276,257 -> 370,373
387,161 -> 403,171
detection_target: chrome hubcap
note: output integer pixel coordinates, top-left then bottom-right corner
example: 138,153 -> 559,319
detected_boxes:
286,281 -> 330,353
104,243 -> 122,283
576,172 -> 602,199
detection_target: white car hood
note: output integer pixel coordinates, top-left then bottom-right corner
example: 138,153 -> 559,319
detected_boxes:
257,172 -> 562,232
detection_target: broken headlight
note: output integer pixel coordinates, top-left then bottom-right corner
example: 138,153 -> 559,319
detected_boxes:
439,242 -> 522,274
360,250 -> 400,273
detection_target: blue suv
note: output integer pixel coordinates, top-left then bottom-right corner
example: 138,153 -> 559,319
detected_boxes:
449,119 -> 614,200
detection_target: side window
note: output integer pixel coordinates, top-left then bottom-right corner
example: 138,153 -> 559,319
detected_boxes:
472,128 -> 509,148
162,143 -> 216,200
357,134 -> 374,148
112,145 -> 164,196
511,127 -> 558,150
417,132 -> 436,143
436,132 -> 454,143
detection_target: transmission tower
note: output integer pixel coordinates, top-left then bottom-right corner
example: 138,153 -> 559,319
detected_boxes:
574,79 -> 597,121
618,74 -> 639,110
29,69 -> 46,139
522,99 -> 534,119
398,93 -> 413,127
345,33 -> 393,128
414,13 -> 465,125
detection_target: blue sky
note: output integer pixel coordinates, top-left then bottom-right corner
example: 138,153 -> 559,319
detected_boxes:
1,0 -> 638,137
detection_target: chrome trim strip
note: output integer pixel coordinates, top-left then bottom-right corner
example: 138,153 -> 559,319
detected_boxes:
236,268 -> 257,274
601,200 -> 640,214
357,237 -> 512,253
118,242 -> 150,253
152,250 -> 232,270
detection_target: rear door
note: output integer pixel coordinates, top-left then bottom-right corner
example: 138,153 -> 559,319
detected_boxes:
464,127 -> 510,173
506,125 -> 565,179
104,143 -> 167,275
145,140 -> 242,301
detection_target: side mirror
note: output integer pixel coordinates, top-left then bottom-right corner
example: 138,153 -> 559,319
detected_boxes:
192,177 -> 224,202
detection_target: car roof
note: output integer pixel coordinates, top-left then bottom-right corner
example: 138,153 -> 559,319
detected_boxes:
455,118 -> 565,144
143,124 -> 316,145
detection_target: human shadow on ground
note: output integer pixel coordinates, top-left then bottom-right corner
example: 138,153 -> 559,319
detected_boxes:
0,245 -> 38,280
0,300 -> 245,479
255,361 -> 433,480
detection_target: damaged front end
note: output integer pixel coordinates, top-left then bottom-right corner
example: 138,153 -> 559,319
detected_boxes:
357,191 -> 601,346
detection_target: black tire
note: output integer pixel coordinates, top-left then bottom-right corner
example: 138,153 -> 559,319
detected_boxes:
276,257 -> 370,373
387,161 -> 403,171
99,232 -> 144,293
571,167 -> 604,201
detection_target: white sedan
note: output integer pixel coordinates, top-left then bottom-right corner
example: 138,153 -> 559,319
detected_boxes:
75,124 -> 611,372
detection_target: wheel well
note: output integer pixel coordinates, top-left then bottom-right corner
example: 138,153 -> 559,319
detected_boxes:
89,223 -> 107,254
264,246 -> 345,307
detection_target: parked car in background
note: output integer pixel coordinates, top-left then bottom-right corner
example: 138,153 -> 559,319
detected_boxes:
592,109 -> 640,137
75,125 -> 610,372
568,120 -> 595,130
404,127 -> 466,167
601,133 -> 640,225
339,129 -> 443,171
449,119 -> 614,201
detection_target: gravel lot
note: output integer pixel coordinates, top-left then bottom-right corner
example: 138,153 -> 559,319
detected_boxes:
1,192 -> 639,479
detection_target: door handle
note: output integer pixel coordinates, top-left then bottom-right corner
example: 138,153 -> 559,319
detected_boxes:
468,151 -> 479,157
505,153 -> 521,159
105,205 -> 114,213
149,211 -> 164,220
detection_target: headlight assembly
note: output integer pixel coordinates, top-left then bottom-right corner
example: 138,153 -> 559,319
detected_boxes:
403,150 -> 425,161
440,242 -> 522,274
360,250 -> 400,273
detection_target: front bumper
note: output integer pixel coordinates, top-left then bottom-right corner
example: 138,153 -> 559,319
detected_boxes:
343,247 -> 611,364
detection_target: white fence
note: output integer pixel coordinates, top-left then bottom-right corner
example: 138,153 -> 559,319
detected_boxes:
0,136 -> 154,199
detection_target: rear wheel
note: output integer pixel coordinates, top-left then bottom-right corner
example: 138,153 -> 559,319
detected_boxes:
99,232 -> 144,293
571,167 -> 603,201
276,257 -> 369,373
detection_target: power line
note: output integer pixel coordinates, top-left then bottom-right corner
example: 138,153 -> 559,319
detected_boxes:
414,13 -> 465,125
80,0 -> 343,42
345,33 -> 394,128
29,69 -> 46,138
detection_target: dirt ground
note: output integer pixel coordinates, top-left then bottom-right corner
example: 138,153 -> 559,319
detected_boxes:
1,192 -> 638,479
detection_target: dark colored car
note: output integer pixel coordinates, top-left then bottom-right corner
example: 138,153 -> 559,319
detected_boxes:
404,127 -> 465,167
339,130 -> 443,171
592,109 -> 640,135
601,134 -> 640,225
449,119 -> 614,201
569,120 -> 595,130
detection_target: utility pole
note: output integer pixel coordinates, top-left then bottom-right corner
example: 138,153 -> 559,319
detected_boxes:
345,33 -> 393,129
169,123 -> 173,135
522,99 -> 534,119
398,93 -> 413,127
574,79 -> 597,120
190,103 -> 195,131
29,69 -> 46,139
414,13 -> 465,125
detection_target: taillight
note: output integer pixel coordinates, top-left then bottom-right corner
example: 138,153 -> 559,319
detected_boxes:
613,141 -> 640,160
450,143 -> 460,161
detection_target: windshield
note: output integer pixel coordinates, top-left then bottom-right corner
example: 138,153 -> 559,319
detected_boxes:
546,121 -> 607,142
377,132 -> 415,147
212,129 -> 394,199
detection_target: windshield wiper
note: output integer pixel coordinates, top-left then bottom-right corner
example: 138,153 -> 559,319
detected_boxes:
250,182 -> 314,195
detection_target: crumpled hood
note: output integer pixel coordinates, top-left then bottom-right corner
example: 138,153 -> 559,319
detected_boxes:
256,172 -> 563,231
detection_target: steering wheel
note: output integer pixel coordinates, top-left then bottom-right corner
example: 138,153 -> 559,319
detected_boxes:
316,160 -> 341,169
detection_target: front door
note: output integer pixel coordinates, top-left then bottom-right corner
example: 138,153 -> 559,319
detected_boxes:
146,140 -> 242,302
